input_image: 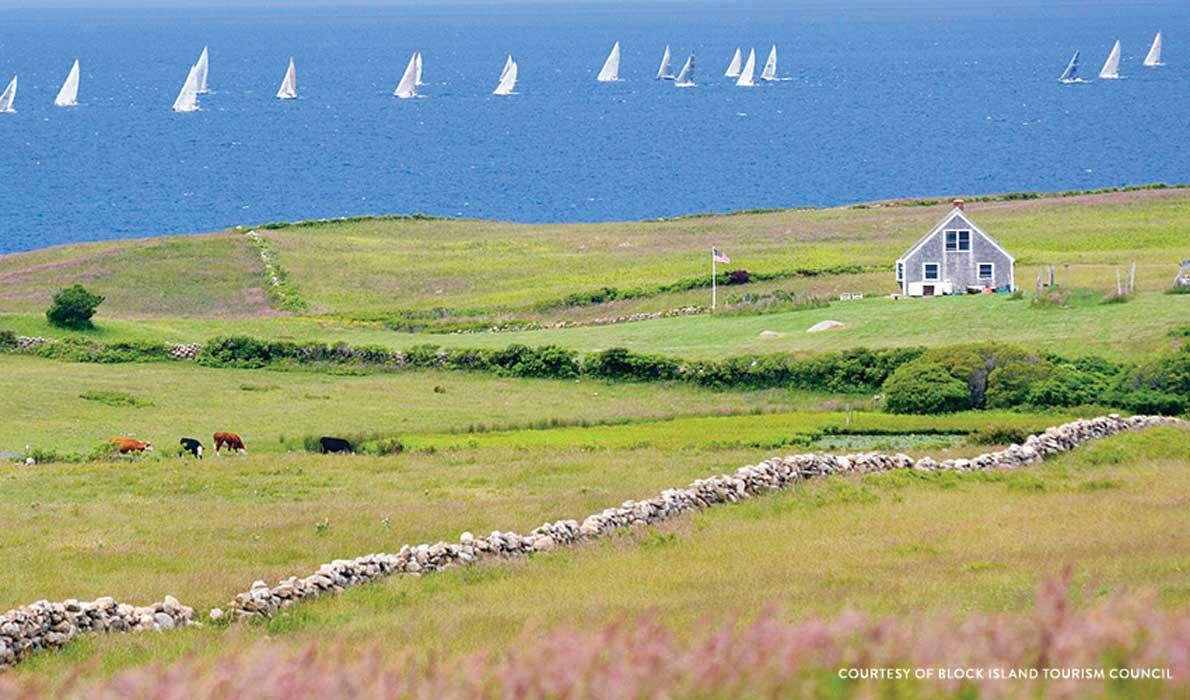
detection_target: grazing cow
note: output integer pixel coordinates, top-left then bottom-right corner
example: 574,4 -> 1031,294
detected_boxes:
179,437 -> 204,459
319,436 -> 353,454
109,437 -> 152,454
213,432 -> 246,455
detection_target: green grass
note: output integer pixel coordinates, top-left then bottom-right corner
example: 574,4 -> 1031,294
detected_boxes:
10,427 -> 1188,680
3,288 -> 1186,362
0,354 -> 820,455
2,189 -> 1186,321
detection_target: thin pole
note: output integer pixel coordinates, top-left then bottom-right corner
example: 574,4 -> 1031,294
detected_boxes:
711,250 -> 717,310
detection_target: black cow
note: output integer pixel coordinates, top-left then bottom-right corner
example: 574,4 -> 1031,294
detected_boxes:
179,437 -> 204,459
319,436 -> 353,454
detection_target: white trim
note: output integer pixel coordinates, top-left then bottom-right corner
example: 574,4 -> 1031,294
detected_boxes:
977,261 -> 995,281
900,207 -> 1016,264
922,261 -> 940,281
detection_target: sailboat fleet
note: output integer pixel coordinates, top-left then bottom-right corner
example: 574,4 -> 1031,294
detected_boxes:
1061,32 -> 1165,83
0,33 -> 1172,115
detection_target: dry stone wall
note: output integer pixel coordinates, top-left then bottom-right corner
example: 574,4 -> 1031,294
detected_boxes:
1,415 -> 1180,670
0,596 -> 193,670
217,414 -> 1184,621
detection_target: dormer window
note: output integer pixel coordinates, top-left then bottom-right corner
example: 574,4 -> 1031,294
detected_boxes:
945,230 -> 971,252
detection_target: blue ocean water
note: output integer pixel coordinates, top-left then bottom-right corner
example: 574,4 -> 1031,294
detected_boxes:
0,1 -> 1187,253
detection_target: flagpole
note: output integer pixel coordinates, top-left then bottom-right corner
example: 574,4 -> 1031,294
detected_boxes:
711,248 -> 717,310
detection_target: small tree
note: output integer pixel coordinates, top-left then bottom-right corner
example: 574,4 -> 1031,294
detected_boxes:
46,285 -> 105,330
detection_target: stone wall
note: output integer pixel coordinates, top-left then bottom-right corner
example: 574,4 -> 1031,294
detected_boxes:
0,596 -> 193,670
1,414 -> 1180,670
216,414 -> 1184,621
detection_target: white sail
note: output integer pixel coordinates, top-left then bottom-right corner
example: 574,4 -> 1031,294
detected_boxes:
194,46 -> 209,94
172,63 -> 199,112
674,53 -> 695,87
1058,51 -> 1083,83
725,48 -> 742,77
54,59 -> 80,107
415,51 -> 425,85
761,45 -> 777,81
657,45 -> 674,80
1099,40 -> 1121,79
276,57 -> 297,99
0,76 -> 16,113
1143,31 -> 1163,67
736,48 -> 757,86
597,41 -> 620,82
394,51 -> 419,98
493,56 -> 517,95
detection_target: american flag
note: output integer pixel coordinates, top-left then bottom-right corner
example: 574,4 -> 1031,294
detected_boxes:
712,248 -> 730,264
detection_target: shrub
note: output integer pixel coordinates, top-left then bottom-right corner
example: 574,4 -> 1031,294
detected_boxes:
727,269 -> 750,285
1024,365 -> 1107,408
880,364 -> 971,411
46,284 -> 105,329
583,348 -> 683,382
0,329 -> 16,351
968,424 -> 1030,446
882,361 -> 970,414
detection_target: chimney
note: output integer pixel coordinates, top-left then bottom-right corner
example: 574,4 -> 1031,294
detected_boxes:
953,198 -> 965,211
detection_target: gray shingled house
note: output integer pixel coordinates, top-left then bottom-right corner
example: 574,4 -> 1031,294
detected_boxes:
895,199 -> 1015,296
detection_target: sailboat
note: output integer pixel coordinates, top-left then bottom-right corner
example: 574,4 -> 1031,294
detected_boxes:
1098,40 -> 1121,79
276,57 -> 297,99
724,48 -> 742,77
761,45 -> 778,81
393,52 -> 419,98
1143,31 -> 1163,67
54,59 -> 80,106
657,45 -> 675,80
194,47 -> 210,94
597,41 -> 620,82
674,53 -> 695,87
736,48 -> 757,86
1058,51 -> 1086,84
415,52 -> 425,85
493,55 -> 517,95
172,63 -> 200,112
0,76 -> 16,113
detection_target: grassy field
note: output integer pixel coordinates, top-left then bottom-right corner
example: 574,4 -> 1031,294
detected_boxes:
0,354 -> 831,455
8,426 -> 1186,680
2,289 -> 1186,362
3,187 -> 1187,693
1,188 -> 1186,321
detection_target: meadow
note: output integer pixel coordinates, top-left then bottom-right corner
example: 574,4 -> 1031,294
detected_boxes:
1,187 -> 1187,695
4,427 -> 1185,682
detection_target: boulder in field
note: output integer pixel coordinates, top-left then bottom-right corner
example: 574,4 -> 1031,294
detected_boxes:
806,320 -> 845,333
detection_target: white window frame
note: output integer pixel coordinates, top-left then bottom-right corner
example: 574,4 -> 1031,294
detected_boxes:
977,262 -> 995,281
944,229 -> 971,252
896,261 -> 904,281
923,262 -> 940,281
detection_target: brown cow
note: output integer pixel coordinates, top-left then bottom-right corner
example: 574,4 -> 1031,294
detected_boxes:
213,432 -> 246,455
109,437 -> 152,454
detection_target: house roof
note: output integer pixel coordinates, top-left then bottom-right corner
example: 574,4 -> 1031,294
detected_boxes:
895,207 -> 1016,264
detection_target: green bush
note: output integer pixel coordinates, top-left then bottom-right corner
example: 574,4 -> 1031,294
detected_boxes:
968,425 -> 1031,446
0,330 -> 16,351
1024,365 -> 1107,408
46,285 -> 105,330
583,348 -> 683,382
883,361 -> 971,414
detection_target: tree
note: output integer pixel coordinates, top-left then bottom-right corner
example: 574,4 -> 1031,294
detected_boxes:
46,285 -> 105,330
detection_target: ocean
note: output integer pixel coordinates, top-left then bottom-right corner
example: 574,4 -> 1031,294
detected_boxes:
0,0 -> 1186,253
